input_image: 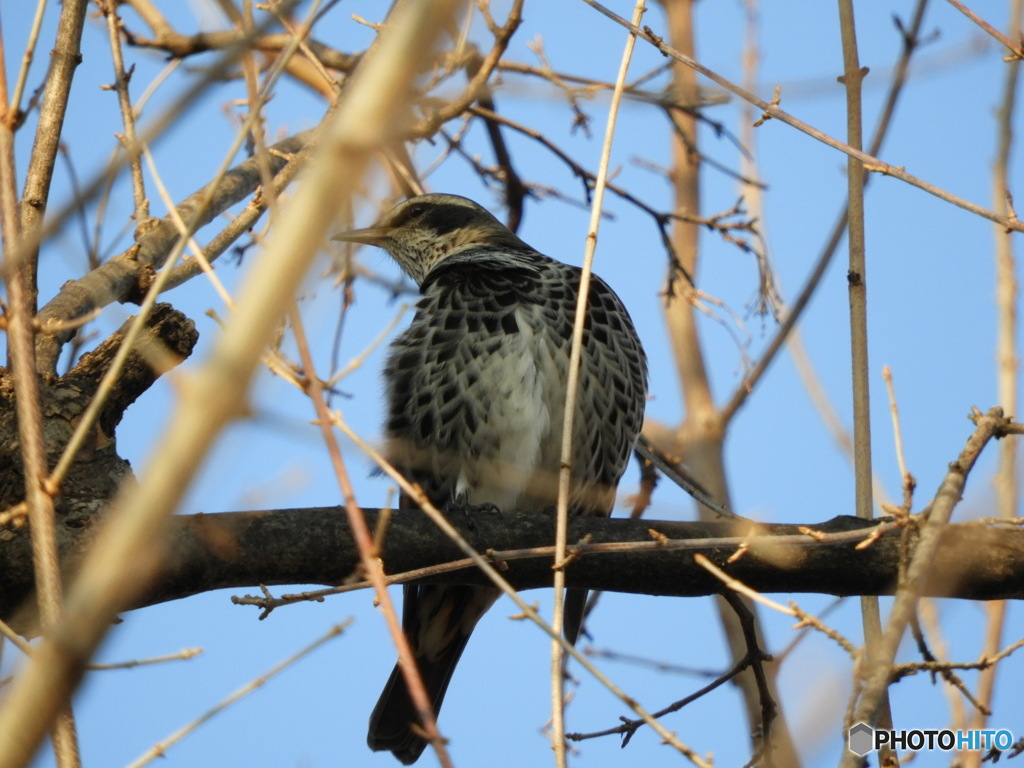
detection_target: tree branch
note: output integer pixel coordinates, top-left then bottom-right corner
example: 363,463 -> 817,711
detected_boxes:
583,0 -> 1024,234
135,510 -> 1024,609
6,509 -> 1021,635
18,0 -> 90,317
34,130 -> 312,373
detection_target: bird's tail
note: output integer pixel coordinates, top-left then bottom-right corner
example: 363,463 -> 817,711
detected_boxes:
367,649 -> 468,764
367,584 -> 497,764
368,584 -> 589,763
563,587 -> 589,645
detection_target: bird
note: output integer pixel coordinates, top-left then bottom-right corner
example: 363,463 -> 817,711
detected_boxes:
334,193 -> 648,764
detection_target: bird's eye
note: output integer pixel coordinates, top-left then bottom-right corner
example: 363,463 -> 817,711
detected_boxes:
409,204 -> 427,217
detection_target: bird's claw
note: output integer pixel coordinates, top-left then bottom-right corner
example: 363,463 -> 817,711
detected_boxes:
448,500 -> 503,518
447,501 -> 502,532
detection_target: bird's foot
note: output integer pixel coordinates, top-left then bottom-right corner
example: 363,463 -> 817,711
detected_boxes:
448,500 -> 502,517
446,501 -> 502,531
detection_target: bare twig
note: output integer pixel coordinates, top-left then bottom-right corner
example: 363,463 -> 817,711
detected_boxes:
843,408 -> 1014,768
289,306 -> 453,767
0,617 -> 34,656
644,0 -> 799,760
583,0 -> 1024,233
124,27 -> 359,74
124,624 -> 348,768
100,0 -> 150,228
569,652 -> 751,743
164,136 -> 310,291
411,0 -> 523,136
0,4 -> 460,764
944,0 -> 1024,60
882,366 -> 916,513
325,303 -> 409,387
8,1 -> 306,338
1,9 -> 82,761
965,0 -> 1022,760
836,4 -> 897,764
88,648 -> 203,671
231,517 -> 905,617
721,0 -> 931,423
551,3 -> 647,763
331,414 -> 713,766
8,0 -> 48,118
905,611 -> 990,716
45,120 -> 299,496
17,0 -> 89,318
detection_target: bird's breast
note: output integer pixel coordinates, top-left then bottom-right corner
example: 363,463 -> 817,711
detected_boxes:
451,314 -> 566,511
385,304 -> 569,513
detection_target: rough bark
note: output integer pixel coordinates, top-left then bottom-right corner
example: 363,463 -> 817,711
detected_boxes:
4,504 -> 1022,635
0,304 -> 198,632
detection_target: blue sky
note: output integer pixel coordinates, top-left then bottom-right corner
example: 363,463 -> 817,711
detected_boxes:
3,1 -> 1022,766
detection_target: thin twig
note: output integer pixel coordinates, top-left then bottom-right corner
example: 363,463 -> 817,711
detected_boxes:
552,2 -> 647,763
0,5 -> 460,763
901,637 -> 1024,677
100,0 -> 150,228
46,29 -> 320,493
232,517 -> 902,614
738,0 -> 773,325
289,307 -> 452,767
123,26 -> 359,74
836,4 -> 897,763
124,624 -> 348,768
966,0 -> 1022,759
842,408 -> 1013,768
140,144 -> 232,305
239,0 -> 277,234
944,0 -> 1024,60
87,648 -> 203,670
583,648 -> 724,678
721,0 -> 932,423
906,610 -> 991,716
163,136 -> 310,291
8,0 -> 48,118
695,554 -> 793,616
6,1 -> 307,337
569,652 -> 751,743
330,414 -> 712,766
882,366 -> 915,513
465,103 -> 692,268
0,618 -> 34,656
123,0 -> 174,39
633,435 -> 731,516
3,623 -> 204,671
266,1 -> 345,97
411,0 -> 523,137
693,555 -> 856,762
325,303 -> 409,387
583,0 -> 1024,231
16,0 -> 90,319
0,13 -> 82,761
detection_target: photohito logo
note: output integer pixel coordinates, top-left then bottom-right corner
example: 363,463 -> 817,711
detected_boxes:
848,722 -> 1014,756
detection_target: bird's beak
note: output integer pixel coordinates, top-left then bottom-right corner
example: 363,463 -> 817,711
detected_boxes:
332,226 -> 392,246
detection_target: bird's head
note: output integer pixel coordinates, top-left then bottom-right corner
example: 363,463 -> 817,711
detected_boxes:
333,194 -> 527,285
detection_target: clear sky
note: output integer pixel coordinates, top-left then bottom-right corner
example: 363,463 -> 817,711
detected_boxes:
3,1 -> 1022,767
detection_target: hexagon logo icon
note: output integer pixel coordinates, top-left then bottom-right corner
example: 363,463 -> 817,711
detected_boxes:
848,722 -> 874,756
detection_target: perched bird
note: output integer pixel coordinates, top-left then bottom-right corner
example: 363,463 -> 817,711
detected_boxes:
335,194 -> 647,764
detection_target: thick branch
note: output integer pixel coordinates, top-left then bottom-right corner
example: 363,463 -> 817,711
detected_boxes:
34,131 -> 311,372
59,303 -> 199,435
3,507 -> 1022,635
83,510 -> 1024,617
